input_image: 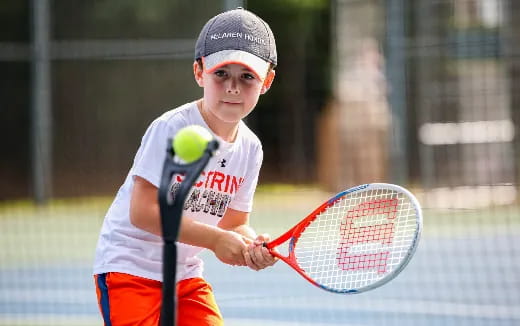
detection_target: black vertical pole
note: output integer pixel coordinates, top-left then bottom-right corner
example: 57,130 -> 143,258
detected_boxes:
158,139 -> 219,326
385,0 -> 409,185
30,0 -> 52,204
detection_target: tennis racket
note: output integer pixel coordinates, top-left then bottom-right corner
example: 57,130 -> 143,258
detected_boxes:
265,183 -> 422,294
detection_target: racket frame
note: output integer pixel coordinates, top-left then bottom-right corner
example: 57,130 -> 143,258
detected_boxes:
265,183 -> 423,294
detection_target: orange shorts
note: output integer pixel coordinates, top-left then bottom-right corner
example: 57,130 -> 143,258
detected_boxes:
94,272 -> 223,326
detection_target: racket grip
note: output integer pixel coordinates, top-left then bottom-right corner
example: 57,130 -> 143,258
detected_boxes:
263,241 -> 273,250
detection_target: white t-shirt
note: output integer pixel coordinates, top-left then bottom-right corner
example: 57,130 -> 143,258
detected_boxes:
93,101 -> 263,282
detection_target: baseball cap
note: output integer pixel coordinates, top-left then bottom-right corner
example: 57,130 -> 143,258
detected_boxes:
195,8 -> 277,80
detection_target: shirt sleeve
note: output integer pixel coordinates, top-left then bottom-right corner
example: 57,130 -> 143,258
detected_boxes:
131,118 -> 173,188
227,144 -> 263,212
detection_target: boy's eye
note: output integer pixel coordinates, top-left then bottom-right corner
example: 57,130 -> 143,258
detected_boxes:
214,70 -> 227,77
242,73 -> 255,80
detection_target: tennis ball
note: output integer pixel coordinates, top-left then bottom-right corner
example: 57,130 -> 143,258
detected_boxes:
172,125 -> 213,163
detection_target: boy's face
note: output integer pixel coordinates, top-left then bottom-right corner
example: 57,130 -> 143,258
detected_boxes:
194,62 -> 274,124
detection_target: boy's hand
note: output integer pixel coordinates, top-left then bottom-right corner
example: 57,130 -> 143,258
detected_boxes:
213,230 -> 251,266
244,234 -> 278,271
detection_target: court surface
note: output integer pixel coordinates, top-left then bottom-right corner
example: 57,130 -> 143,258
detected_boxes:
1,193 -> 519,326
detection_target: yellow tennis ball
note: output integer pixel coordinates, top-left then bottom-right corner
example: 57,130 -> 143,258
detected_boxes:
172,125 -> 213,163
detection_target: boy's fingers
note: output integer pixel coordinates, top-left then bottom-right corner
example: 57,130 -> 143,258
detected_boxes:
261,247 -> 277,265
244,248 -> 260,270
242,236 -> 254,245
254,233 -> 271,245
249,246 -> 276,269
252,246 -> 264,265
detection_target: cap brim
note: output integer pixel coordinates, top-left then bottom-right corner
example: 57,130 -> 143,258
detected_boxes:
203,50 -> 270,80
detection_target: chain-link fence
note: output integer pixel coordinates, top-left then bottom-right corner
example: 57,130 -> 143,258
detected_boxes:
1,0 -> 518,325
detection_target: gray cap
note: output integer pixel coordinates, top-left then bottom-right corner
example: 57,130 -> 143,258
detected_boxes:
195,8 -> 277,79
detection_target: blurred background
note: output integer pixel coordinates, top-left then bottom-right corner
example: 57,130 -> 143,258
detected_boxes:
1,0 -> 519,325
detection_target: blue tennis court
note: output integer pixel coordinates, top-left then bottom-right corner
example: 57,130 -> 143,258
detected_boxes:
2,0 -> 520,325
1,200 -> 518,326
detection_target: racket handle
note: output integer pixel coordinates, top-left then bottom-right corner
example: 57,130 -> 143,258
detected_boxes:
263,241 -> 274,251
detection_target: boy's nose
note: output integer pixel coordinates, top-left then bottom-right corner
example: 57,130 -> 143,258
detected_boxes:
226,88 -> 240,95
226,79 -> 240,95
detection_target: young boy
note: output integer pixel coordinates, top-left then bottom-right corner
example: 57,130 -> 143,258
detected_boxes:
93,8 -> 278,326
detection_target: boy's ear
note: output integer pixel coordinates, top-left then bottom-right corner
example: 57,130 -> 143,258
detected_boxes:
193,61 -> 204,87
260,70 -> 275,94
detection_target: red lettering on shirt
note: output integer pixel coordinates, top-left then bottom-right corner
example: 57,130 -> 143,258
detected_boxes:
211,172 -> 225,191
229,176 -> 244,194
224,175 -> 231,193
170,170 -> 244,195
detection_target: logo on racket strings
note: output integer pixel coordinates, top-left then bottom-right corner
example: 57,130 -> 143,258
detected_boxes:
336,198 -> 398,274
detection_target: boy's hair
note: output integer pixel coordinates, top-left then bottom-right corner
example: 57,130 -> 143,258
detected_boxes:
194,8 -> 276,80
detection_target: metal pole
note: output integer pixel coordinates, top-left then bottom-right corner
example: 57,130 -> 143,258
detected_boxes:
505,0 -> 520,190
224,0 -> 245,10
159,140 -> 219,326
30,0 -> 52,204
385,0 -> 409,185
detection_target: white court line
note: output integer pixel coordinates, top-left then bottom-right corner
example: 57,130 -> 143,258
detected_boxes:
0,314 -> 101,326
0,315 -> 358,326
225,319 -> 361,326
2,295 -> 519,322
1,290 -> 94,304
219,298 -> 520,320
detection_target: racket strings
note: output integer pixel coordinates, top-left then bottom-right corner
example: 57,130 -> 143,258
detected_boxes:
294,188 -> 418,292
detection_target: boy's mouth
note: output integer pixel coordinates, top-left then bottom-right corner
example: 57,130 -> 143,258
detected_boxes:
222,100 -> 242,105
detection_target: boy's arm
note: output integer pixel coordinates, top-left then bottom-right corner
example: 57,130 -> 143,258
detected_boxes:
130,176 -> 249,266
218,207 -> 277,271
217,208 -> 256,239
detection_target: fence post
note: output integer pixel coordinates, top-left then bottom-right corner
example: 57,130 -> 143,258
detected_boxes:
30,0 -> 52,204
